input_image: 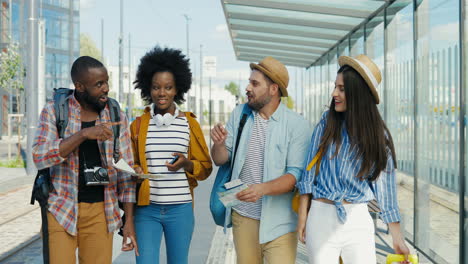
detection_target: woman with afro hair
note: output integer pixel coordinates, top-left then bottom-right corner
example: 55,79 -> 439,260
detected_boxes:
129,46 -> 212,264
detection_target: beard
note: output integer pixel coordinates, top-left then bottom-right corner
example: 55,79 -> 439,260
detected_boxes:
75,89 -> 107,112
247,93 -> 272,111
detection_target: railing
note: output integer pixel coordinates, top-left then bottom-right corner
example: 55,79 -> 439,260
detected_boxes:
387,44 -> 460,193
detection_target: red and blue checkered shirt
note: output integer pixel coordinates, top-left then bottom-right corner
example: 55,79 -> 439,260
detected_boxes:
33,94 -> 136,236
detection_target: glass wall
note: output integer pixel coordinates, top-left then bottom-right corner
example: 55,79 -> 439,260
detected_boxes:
314,63 -> 321,124
465,0 -> 468,261
386,0 -> 415,242
366,11 -> 385,114
338,40 -> 349,57
304,68 -> 310,119
304,0 -> 465,262
350,29 -> 365,56
308,64 -> 320,125
307,57 -> 331,123
299,69 -> 309,115
415,0 -> 460,262
328,48 -> 338,95
293,67 -> 299,113
320,57 -> 330,114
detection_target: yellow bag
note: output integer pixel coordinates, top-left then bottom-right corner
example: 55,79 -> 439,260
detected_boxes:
386,254 -> 418,264
292,149 -> 323,213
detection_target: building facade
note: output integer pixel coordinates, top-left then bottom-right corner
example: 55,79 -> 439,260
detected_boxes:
0,0 -> 79,135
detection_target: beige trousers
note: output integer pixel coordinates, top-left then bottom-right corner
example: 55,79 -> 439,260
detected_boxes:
232,210 -> 298,264
48,202 -> 113,264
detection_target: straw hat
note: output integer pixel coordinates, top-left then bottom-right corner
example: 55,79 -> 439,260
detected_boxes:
338,54 -> 381,104
250,56 -> 289,97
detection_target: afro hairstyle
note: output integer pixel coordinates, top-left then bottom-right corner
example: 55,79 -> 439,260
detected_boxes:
134,46 -> 192,105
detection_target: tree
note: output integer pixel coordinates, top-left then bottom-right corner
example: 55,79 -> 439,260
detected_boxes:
0,43 -> 25,160
281,96 -> 295,110
80,33 -> 102,60
224,81 -> 240,97
224,81 -> 245,104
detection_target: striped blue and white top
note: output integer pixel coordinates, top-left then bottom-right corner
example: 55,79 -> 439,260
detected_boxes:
233,111 -> 268,220
145,115 -> 192,205
297,111 -> 401,224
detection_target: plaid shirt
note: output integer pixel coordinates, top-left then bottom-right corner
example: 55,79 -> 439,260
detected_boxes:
33,94 -> 136,236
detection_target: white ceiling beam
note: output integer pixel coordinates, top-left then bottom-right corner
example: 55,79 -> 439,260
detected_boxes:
234,40 -> 325,55
236,47 -> 319,60
225,0 -> 378,19
238,51 -> 314,64
234,32 -> 334,49
239,55 -> 310,68
229,12 -> 357,31
230,23 -> 344,41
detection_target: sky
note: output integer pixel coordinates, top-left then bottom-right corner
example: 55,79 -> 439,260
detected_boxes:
79,0 -> 461,113
79,0 -> 254,93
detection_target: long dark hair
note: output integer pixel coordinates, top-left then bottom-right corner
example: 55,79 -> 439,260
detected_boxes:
318,65 -> 397,181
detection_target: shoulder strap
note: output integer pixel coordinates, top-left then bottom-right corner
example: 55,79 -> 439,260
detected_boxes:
53,88 -> 73,139
107,98 -> 121,162
306,148 -> 323,173
230,104 -> 251,169
306,148 -> 323,185
52,89 -> 122,161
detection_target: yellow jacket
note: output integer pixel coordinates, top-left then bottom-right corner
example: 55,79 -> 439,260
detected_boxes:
130,107 -> 213,206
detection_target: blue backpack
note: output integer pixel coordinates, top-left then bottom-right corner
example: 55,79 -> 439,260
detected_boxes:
209,104 -> 251,228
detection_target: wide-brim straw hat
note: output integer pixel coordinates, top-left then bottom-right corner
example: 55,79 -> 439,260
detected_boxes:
338,54 -> 381,104
250,56 -> 289,97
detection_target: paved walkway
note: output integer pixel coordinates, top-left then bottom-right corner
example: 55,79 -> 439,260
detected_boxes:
0,168 -> 41,263
206,215 -> 430,264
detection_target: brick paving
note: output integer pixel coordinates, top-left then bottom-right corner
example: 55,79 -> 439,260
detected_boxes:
0,172 -> 42,263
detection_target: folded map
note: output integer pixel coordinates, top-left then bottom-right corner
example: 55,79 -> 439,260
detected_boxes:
112,159 -> 164,179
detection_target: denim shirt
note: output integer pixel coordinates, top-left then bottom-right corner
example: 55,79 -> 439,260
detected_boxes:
297,111 -> 401,224
224,103 -> 312,244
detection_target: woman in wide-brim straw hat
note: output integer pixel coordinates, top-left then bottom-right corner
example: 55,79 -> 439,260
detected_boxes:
296,54 -> 411,263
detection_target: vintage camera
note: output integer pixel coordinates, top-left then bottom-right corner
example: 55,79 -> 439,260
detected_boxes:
84,166 -> 109,186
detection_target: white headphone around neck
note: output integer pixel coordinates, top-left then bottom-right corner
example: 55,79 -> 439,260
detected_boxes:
152,105 -> 179,127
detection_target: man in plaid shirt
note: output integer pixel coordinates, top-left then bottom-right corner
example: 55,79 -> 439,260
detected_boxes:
33,56 -> 138,263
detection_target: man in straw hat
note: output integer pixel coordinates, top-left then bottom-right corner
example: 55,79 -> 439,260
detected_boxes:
211,56 -> 312,263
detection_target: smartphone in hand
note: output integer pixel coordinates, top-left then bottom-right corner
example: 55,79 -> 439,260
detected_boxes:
169,155 -> 179,165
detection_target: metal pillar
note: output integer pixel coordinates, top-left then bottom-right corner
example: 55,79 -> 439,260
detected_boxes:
26,0 -> 39,175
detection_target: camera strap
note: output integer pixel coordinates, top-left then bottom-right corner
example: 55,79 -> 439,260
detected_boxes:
80,146 -> 90,170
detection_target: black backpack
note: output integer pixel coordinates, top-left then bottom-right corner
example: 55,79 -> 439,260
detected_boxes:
30,88 -> 121,264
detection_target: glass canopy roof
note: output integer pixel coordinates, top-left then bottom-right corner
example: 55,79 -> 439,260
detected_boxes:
221,0 -> 411,68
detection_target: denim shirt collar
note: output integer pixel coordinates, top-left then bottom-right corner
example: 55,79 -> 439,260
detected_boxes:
269,102 -> 284,122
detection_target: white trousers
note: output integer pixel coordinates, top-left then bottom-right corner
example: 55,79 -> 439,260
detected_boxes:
305,200 -> 376,264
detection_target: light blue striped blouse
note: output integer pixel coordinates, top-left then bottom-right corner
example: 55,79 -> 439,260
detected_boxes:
297,111 -> 401,224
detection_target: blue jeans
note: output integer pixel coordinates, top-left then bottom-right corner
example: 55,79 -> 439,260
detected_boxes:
135,202 -> 194,264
